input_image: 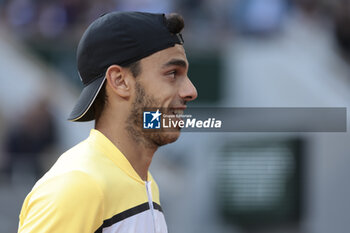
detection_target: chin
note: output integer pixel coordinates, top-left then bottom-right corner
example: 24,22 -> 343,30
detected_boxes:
164,131 -> 181,143
152,130 -> 181,147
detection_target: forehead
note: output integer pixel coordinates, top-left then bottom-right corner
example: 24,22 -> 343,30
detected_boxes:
141,44 -> 188,68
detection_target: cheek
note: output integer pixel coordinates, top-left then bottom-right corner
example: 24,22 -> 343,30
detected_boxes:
139,72 -> 180,105
150,80 -> 178,104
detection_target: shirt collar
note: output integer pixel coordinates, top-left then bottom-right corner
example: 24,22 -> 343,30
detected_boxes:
87,129 -> 151,184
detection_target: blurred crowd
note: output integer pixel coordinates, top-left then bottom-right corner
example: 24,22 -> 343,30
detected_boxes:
1,0 -> 350,65
0,0 -> 175,41
1,99 -> 56,182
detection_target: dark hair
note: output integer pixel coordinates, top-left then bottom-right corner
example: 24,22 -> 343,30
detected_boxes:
165,13 -> 185,34
94,13 -> 185,124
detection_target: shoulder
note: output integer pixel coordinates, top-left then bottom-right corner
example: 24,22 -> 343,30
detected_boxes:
38,138 -> 103,179
19,171 -> 105,232
30,170 -> 104,207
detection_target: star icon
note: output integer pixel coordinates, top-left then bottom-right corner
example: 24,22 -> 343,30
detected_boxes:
151,109 -> 162,122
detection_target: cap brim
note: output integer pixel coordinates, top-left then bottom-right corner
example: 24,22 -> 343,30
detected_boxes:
68,76 -> 106,122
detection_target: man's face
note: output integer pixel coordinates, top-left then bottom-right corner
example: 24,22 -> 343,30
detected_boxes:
127,44 -> 197,147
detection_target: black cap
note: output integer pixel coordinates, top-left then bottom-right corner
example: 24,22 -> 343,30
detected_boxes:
68,11 -> 184,122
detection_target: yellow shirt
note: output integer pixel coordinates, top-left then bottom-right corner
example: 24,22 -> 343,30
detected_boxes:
18,129 -> 167,233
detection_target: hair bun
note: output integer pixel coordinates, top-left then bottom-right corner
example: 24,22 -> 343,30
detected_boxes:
165,13 -> 184,34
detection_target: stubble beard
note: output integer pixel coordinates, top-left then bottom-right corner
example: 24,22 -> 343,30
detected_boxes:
126,81 -> 180,149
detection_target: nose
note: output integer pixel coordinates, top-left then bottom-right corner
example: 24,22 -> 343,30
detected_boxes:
179,76 -> 198,102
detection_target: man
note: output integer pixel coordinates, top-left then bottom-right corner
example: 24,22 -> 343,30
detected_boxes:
17,11 -> 197,233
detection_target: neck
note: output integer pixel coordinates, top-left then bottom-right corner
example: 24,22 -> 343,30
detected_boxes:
96,118 -> 157,181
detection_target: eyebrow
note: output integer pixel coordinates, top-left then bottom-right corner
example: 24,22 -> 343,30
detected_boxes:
162,59 -> 188,69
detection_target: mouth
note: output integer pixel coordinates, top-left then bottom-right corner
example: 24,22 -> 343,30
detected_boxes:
172,109 -> 184,116
170,106 -> 186,116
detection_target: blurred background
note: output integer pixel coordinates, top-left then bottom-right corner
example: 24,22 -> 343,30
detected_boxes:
0,0 -> 350,232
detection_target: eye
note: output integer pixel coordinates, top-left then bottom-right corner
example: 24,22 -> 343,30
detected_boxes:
166,70 -> 177,79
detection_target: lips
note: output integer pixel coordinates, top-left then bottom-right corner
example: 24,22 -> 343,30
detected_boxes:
172,109 -> 184,115
170,106 -> 186,116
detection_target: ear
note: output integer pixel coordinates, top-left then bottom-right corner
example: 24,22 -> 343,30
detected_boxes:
105,65 -> 132,98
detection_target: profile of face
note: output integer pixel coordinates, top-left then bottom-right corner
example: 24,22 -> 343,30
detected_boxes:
127,44 -> 198,148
